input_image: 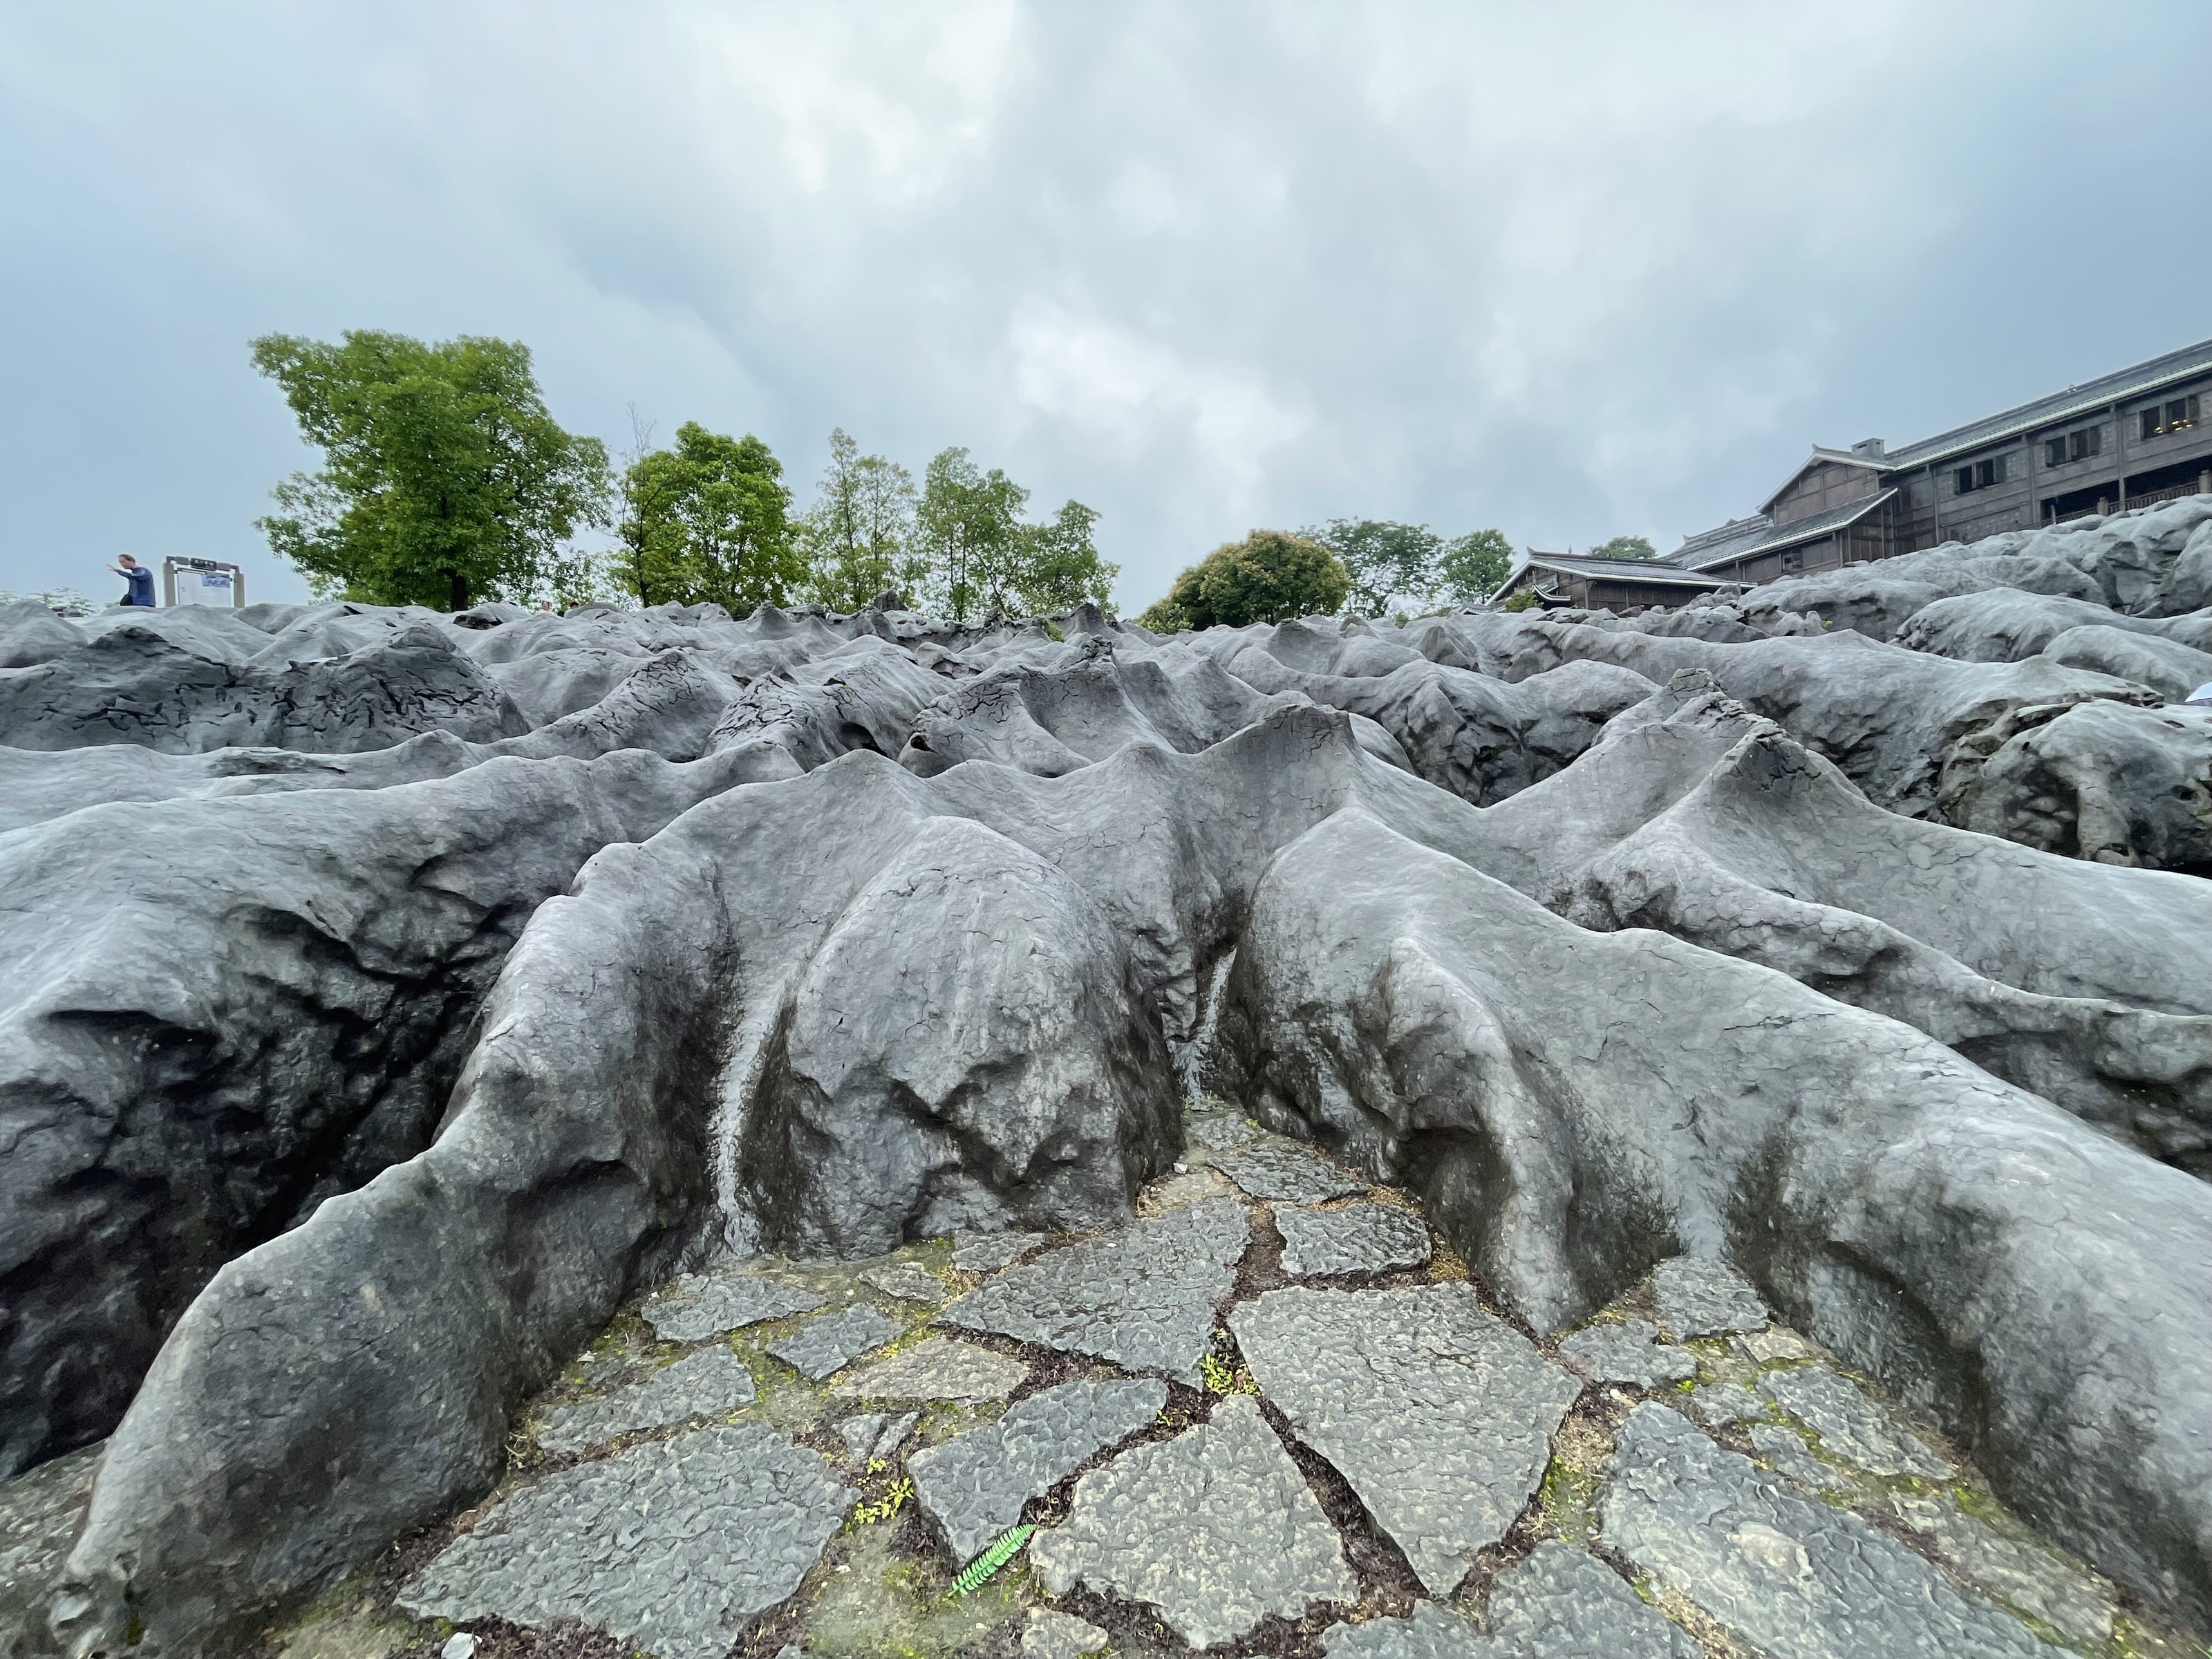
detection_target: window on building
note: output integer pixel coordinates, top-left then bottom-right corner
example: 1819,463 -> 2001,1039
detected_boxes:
1780,548 -> 1803,573
1956,466 -> 1975,495
2070,426 -> 2101,462
2045,437 -> 2068,467
2142,409 -> 2162,442
2145,394 -> 2202,438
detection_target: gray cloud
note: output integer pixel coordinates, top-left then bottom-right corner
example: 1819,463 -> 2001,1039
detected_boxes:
1,1 -> 2206,608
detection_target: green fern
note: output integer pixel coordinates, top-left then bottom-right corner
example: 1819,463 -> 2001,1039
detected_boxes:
946,1524 -> 1034,1598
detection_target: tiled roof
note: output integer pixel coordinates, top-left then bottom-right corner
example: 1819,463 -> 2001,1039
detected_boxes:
1522,552 -> 1730,588
1672,490 -> 1895,572
1880,338 -> 2212,467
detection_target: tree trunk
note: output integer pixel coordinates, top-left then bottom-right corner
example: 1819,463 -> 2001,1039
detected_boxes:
449,570 -> 469,611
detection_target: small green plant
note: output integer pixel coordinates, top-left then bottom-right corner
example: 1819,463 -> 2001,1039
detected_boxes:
1502,588 -> 1539,612
946,1524 -> 1033,1598
1199,1353 -> 1258,1396
848,1477 -> 912,1528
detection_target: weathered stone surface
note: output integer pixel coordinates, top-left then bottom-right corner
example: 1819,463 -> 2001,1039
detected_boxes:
1230,1284 -> 1580,1595
1756,1362 -> 1953,1478
836,1410 -> 918,1463
1747,1423 -> 1848,1492
939,1199 -> 1248,1385
398,1423 -> 846,1659
536,1347 -> 756,1454
950,1231 -> 1046,1274
1485,1541 -> 1700,1658
1212,1142 -> 1367,1203
1652,1257 -> 1768,1338
1559,1318 -> 1698,1389
1185,1112 -> 1264,1151
1274,1201 -> 1432,1277
859,1262 -> 946,1304
1322,1600 -> 1485,1658
827,1336 -> 1028,1403
766,1306 -> 902,1381
1,1442 -> 99,1659
1685,1383 -> 1766,1431
1029,1394 -> 1356,1648
1022,1606 -> 1107,1659
1602,1403 -> 2058,1658
910,1377 -> 1165,1562
1884,1490 -> 2115,1648
642,1275 -> 823,1344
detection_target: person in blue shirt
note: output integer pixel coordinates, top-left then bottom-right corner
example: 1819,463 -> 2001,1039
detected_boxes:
107,554 -> 156,607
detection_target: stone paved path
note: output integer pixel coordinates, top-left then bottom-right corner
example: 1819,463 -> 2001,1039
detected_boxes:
251,1121 -> 2148,1659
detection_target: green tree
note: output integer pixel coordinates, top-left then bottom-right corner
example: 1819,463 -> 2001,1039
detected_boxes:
1307,519 -> 1442,616
613,422 -> 803,613
915,447 -> 1030,622
1438,527 -> 1515,603
1138,530 -> 1349,632
1589,534 -> 1657,561
800,428 -> 918,612
1014,499 -> 1118,615
251,330 -> 611,610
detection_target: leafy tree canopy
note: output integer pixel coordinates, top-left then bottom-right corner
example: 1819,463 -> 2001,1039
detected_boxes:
1306,519 -> 1441,616
906,447 -> 1116,623
613,422 -> 803,613
252,330 -> 610,610
1588,534 -> 1658,561
1438,527 -> 1515,603
1013,498 -> 1118,616
1138,530 -> 1349,632
800,428 -> 916,613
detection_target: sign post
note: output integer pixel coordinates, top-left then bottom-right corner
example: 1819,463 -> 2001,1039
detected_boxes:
162,556 -> 247,608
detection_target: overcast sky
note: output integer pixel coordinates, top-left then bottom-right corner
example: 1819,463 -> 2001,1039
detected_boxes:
3,3 -> 2207,610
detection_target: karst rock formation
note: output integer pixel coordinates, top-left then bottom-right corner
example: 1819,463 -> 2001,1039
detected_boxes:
6,496 -> 2212,1659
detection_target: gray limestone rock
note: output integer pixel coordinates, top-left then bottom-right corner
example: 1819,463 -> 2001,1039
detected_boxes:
1756,1362 -> 1953,1478
1212,1142 -> 1367,1203
1185,1111 -> 1264,1150
950,1231 -> 1047,1274
1884,1490 -> 2115,1649
1274,1201 -> 1432,1277
1022,1607 -> 1107,1659
827,1337 -> 1028,1404
1230,1284 -> 1581,1595
939,1199 -> 1249,1385
1558,1319 -> 1698,1389
1653,1257 -> 1769,1338
909,1377 -> 1166,1563
1484,1541 -> 1700,1658
859,1262 -> 947,1304
836,1411 -> 918,1463
1029,1394 -> 1357,1648
1,1442 -> 100,1659
766,1307 -> 902,1381
1685,1383 -> 1768,1431
1602,1403 -> 2058,1658
536,1347 -> 757,1454
642,1276 -> 824,1344
397,1422 -> 847,1659
1322,1600 -> 1485,1659
1747,1423 -> 1848,1493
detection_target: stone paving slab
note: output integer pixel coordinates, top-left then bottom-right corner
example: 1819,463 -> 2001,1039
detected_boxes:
1600,1402 -> 2061,1659
1482,1541 -> 1700,1657
1029,1394 -> 1356,1649
537,1346 -> 758,1454
1884,1490 -> 2115,1649
828,1335 -> 1028,1403
952,1230 -> 1047,1274
398,1422 -> 848,1659
861,1262 -> 947,1303
836,1410 -> 919,1463
1185,1113 -> 1264,1151
910,1376 -> 1166,1563
939,1197 -> 1248,1385
1022,1606 -> 1109,1658
1322,1599 -> 1484,1658
1651,1256 -> 1768,1338
1756,1362 -> 1953,1478
767,1305 -> 903,1380
1212,1141 -> 1367,1203
1275,1201 -> 1432,1277
641,1274 -> 824,1344
1557,1318 -> 1697,1389
1747,1423 -> 1848,1493
1685,1381 -> 1767,1430
1230,1284 -> 1581,1596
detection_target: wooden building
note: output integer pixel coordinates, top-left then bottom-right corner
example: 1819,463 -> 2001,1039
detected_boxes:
1671,337 -> 2212,585
1492,551 -> 1728,612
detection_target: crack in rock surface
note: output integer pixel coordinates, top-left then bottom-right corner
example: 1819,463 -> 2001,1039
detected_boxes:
1229,1282 -> 1582,1595
765,1306 -> 902,1380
